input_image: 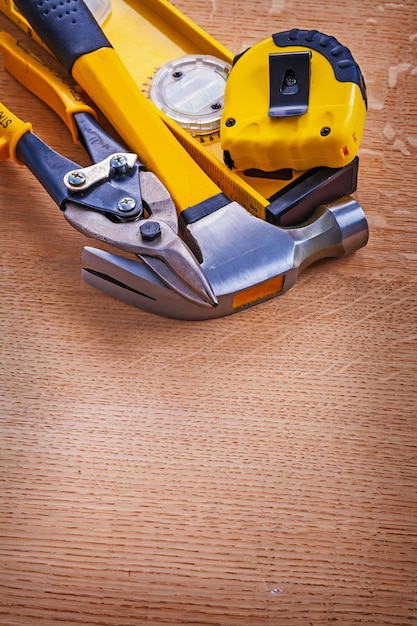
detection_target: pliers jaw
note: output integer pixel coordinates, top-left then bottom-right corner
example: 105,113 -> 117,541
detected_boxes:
68,114 -> 217,306
10,108 -> 217,308
65,195 -> 218,308
81,247 -> 227,320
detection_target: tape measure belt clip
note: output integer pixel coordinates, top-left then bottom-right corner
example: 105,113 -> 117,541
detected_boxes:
268,50 -> 311,117
272,29 -> 367,105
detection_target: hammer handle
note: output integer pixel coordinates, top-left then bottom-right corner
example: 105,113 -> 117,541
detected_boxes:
288,196 -> 369,274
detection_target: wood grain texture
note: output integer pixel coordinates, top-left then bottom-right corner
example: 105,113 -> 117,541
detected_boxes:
1,1 -> 416,625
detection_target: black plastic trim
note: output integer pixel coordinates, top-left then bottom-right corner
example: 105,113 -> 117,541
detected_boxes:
179,193 -> 230,228
266,157 -> 359,226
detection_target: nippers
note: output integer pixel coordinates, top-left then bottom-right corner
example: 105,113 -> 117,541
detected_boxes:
0,33 -> 217,309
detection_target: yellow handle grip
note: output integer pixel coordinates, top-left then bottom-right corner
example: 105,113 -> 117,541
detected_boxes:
73,47 -> 221,213
0,98 -> 32,162
0,30 -> 97,144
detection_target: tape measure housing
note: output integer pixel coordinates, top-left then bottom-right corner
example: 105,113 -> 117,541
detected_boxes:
220,29 -> 367,172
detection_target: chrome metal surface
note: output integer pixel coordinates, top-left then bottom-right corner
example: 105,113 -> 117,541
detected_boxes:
81,196 -> 369,319
287,196 -> 369,273
184,201 -> 295,296
63,153 -> 137,191
64,169 -> 217,307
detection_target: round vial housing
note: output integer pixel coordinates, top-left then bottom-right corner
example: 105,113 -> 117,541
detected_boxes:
150,55 -> 231,136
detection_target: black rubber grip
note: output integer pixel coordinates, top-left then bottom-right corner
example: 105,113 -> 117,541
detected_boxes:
272,29 -> 367,106
13,0 -> 112,72
16,130 -> 79,208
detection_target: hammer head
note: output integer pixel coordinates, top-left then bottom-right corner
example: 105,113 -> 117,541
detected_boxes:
81,196 -> 368,320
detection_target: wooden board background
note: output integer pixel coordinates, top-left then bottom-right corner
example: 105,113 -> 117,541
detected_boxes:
1,1 -> 416,624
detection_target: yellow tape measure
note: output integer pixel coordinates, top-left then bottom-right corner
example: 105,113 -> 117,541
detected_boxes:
221,29 -> 367,173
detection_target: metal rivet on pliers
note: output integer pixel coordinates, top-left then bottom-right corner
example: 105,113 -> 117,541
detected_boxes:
140,221 -> 161,241
118,197 -> 137,213
67,171 -> 87,187
110,154 -> 128,174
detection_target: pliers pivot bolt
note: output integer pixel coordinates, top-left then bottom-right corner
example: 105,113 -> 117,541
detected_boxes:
140,221 -> 161,241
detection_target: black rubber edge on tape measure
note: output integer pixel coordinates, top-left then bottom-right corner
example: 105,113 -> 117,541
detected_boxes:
272,29 -> 367,107
13,0 -> 112,72
232,48 -> 250,67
